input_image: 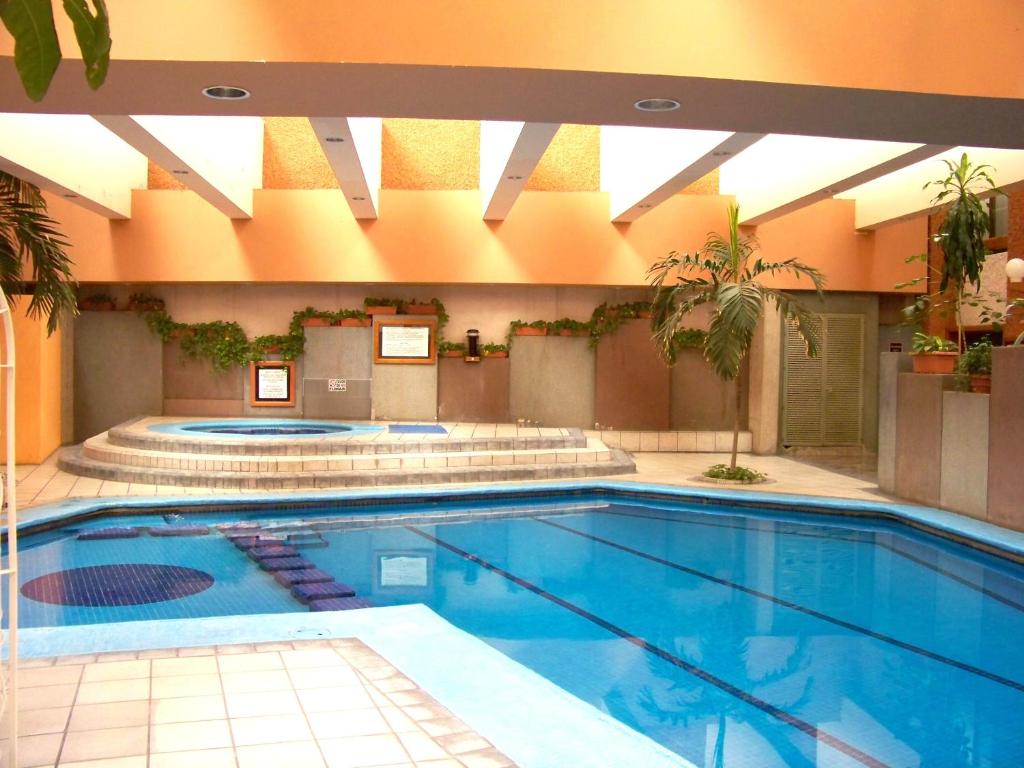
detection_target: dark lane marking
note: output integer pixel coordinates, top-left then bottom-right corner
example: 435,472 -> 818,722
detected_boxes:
405,525 -> 891,768
535,516 -> 1024,695
600,508 -> 1024,615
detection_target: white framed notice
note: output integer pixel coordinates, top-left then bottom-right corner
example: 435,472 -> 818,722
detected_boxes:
373,317 -> 436,365
249,361 -> 296,407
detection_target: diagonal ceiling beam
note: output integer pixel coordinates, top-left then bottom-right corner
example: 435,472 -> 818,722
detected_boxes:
843,146 -> 1024,230
94,115 -> 263,219
309,117 -> 382,219
0,113 -> 146,219
601,127 -> 764,223
480,121 -> 560,221
718,135 -> 953,226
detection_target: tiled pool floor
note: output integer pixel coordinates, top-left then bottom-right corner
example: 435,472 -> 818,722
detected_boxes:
7,638 -> 515,768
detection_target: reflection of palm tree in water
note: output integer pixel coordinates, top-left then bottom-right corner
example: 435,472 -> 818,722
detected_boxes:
636,604 -> 812,768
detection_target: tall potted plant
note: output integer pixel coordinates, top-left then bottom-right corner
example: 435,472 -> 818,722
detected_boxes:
648,203 -> 824,480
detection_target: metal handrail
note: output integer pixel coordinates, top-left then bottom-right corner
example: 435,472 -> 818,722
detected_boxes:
0,290 -> 18,766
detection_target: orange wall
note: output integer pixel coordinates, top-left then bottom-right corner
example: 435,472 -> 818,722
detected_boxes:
9,1 -> 1022,100
52,189 -> 925,290
0,303 -> 62,463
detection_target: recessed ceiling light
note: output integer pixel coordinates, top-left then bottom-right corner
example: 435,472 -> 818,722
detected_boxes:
637,203 -> 653,209
63,193 -> 79,199
172,169 -> 189,175
507,175 -> 523,180
634,98 -> 680,112
202,85 -> 251,101
352,196 -> 366,201
711,150 -> 732,157
324,137 -> 345,143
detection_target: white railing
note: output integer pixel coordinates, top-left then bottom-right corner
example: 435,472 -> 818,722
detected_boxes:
0,288 -> 19,766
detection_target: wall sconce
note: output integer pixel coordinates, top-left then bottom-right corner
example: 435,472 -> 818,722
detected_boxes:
1007,258 -> 1024,283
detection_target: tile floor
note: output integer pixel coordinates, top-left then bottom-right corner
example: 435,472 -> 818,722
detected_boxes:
6,638 -> 515,768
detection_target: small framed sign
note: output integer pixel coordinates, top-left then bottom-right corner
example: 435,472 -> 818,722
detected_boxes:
376,551 -> 432,589
374,317 -> 436,365
249,361 -> 296,407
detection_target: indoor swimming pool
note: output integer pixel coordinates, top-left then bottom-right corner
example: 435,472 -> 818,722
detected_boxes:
10,493 -> 1024,767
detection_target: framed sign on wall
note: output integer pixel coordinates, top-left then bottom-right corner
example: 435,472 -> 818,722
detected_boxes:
249,361 -> 296,407
373,316 -> 436,365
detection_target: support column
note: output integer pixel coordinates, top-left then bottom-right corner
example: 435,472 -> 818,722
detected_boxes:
747,305 -> 781,454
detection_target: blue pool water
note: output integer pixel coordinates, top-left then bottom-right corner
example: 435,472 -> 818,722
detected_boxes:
12,497 -> 1024,767
148,419 -> 382,438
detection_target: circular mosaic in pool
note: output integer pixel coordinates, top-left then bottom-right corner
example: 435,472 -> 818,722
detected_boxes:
22,564 -> 214,607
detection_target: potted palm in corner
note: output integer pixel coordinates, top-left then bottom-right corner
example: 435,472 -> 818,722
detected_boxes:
648,203 -> 825,482
911,332 -> 958,374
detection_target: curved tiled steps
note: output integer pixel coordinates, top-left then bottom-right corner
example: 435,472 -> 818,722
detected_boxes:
106,423 -> 587,456
58,435 -> 635,489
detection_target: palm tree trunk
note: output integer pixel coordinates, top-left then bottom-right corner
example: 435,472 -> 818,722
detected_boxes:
730,367 -> 741,470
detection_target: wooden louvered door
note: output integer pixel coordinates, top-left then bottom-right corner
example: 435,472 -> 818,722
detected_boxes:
782,314 -> 864,447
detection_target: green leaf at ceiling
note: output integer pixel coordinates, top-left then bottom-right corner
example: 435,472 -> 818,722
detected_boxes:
62,0 -> 110,90
0,0 -> 62,102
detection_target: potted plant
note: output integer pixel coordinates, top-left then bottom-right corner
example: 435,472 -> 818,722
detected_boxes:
956,338 -> 993,393
291,306 -> 335,329
127,292 -> 165,312
911,332 -> 958,374
510,319 -> 548,337
334,309 -> 370,327
404,298 -> 439,315
363,297 -> 403,315
551,317 -> 591,337
438,340 -> 467,358
482,342 -> 509,358
649,203 -> 824,480
78,292 -> 116,311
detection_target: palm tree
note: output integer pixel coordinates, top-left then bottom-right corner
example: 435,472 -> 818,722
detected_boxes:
0,171 -> 78,334
647,204 -> 824,474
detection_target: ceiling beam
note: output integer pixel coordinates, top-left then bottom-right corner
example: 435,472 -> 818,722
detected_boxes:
0,113 -> 146,219
309,117 -> 382,219
718,136 -> 952,226
94,115 -> 263,219
844,147 -> 1024,230
480,121 -> 560,221
601,127 -> 764,222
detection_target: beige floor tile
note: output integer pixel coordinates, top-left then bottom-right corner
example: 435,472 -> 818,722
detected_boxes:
225,689 -> 301,718
436,732 -> 490,754
61,725 -> 149,763
216,652 -> 283,673
59,755 -> 148,768
377,708 -> 418,734
93,653 -> 139,664
150,694 -> 227,725
20,665 -> 82,688
236,741 -> 325,768
68,701 -> 149,731
151,656 -> 219,677
307,709 -> 390,740
297,686 -> 375,713
150,720 -> 232,753
20,683 -> 77,710
230,714 -> 311,746
151,674 -> 222,699
319,734 -> 409,768
148,747 -> 236,768
75,679 -> 149,705
220,670 -> 291,694
0,732 -> 62,767
413,760 -> 462,768
288,666 -> 360,690
176,647 -> 216,658
396,731 -> 447,762
279,649 -> 345,669
456,748 -> 515,768
81,661 -> 150,683
0,706 -> 69,736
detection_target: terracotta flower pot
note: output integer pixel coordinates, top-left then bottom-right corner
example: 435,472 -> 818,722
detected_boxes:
514,326 -> 547,336
558,329 -> 589,337
262,345 -> 283,354
300,317 -> 333,327
637,310 -> 653,319
911,352 -> 958,374
969,374 -> 992,393
441,350 -> 465,358
365,305 -> 398,315
337,317 -> 371,327
404,303 -> 438,315
484,351 -> 509,358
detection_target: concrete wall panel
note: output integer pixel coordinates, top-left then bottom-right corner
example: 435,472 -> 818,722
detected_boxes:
671,351 -> 748,431
509,336 -> 595,429
438,358 -> 511,423
372,364 -> 437,421
302,326 -> 372,419
74,312 -> 162,441
877,352 -> 912,493
940,392 -> 989,520
894,373 -> 954,507
595,320 -> 669,430
988,347 -> 1024,529
162,340 -> 244,418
